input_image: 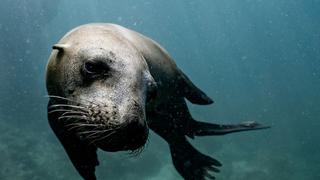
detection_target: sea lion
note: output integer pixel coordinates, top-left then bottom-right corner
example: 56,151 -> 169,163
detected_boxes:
45,23 -> 269,180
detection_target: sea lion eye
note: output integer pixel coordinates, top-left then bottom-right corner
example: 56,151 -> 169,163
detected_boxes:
84,61 -> 103,74
82,61 -> 109,78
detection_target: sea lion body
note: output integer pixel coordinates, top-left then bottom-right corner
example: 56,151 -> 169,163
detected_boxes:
46,23 -> 268,180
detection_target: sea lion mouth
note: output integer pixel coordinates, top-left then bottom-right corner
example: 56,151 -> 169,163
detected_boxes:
47,95 -> 149,152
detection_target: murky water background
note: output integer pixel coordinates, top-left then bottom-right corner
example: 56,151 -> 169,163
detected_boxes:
0,0 -> 319,179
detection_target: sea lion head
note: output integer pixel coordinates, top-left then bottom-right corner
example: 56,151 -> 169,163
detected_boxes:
46,26 -> 157,152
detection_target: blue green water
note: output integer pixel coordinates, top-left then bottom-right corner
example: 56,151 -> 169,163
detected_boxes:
0,0 -> 319,179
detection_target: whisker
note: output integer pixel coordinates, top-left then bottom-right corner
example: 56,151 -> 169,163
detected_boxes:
90,131 -> 117,145
65,123 -> 99,128
85,125 -> 121,136
88,124 -> 124,145
49,104 -> 87,110
84,129 -> 114,140
48,109 -> 85,114
128,139 -> 148,157
66,122 -> 96,131
58,115 -> 89,120
45,95 -> 88,105
106,121 -> 120,127
82,132 -> 101,141
65,122 -> 100,132
78,130 -> 103,135
61,111 -> 88,117
67,125 -> 85,132
46,95 -> 99,106
48,109 -> 74,114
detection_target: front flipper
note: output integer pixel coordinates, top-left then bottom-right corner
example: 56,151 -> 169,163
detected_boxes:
58,135 -> 98,180
178,70 -> 214,105
170,137 -> 222,180
191,120 -> 270,136
48,110 -> 99,180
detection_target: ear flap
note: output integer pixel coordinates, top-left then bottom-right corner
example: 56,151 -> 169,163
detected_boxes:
52,43 -> 70,52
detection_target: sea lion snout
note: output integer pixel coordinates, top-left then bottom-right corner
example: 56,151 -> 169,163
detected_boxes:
48,95 -> 148,152
86,103 -> 120,126
99,113 -> 148,152
85,100 -> 148,152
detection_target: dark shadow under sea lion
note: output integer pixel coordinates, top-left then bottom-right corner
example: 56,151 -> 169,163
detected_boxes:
45,23 -> 269,180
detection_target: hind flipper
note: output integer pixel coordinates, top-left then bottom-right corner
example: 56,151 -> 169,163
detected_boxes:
191,120 -> 270,136
170,137 -> 222,180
